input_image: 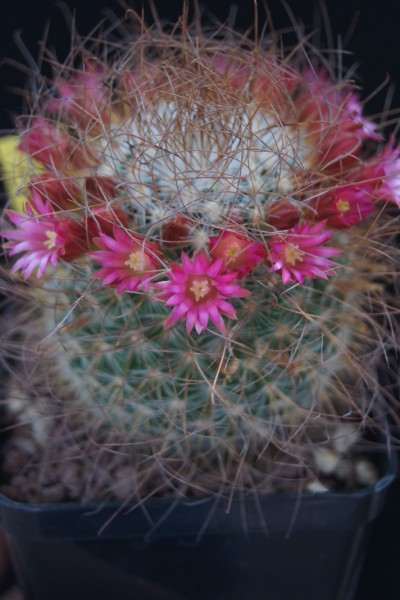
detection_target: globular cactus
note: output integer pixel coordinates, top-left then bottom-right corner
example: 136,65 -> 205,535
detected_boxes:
1,11 -> 399,503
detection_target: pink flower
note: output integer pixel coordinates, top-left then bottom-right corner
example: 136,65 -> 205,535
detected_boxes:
297,69 -> 380,171
30,174 -> 118,211
18,119 -> 71,169
45,65 -> 110,129
1,192 -> 76,278
91,226 -> 162,293
155,250 -> 250,334
267,221 -> 341,284
85,205 -> 129,240
161,214 -> 193,248
209,231 -> 266,275
354,143 -> 400,208
379,145 -> 400,207
30,173 -> 83,210
309,186 -> 375,228
19,118 -> 93,170
265,200 -> 301,231
346,95 -> 380,140
84,176 -> 118,202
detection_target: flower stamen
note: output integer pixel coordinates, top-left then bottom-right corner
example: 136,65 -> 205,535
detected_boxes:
284,243 -> 304,266
226,244 -> 240,262
43,230 -> 58,250
189,277 -> 211,301
336,199 -> 350,213
124,251 -> 145,271
155,250 -> 250,334
91,227 -> 162,293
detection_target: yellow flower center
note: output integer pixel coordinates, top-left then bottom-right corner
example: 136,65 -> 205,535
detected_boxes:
336,199 -> 350,213
284,243 -> 304,266
189,278 -> 211,302
225,243 -> 240,262
124,251 -> 146,271
43,230 -> 58,250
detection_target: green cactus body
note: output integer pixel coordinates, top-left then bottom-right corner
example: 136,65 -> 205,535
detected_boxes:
22,250 -> 380,497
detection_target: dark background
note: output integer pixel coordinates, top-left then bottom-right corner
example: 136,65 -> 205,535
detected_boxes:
1,0 -> 400,131
1,1 -> 400,598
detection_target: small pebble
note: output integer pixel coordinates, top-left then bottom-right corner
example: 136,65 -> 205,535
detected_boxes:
355,459 -> 379,487
110,466 -> 137,500
306,480 -> 329,493
313,447 -> 341,475
332,424 -> 360,455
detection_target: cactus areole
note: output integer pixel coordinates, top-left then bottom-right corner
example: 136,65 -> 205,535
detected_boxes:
1,10 -> 399,510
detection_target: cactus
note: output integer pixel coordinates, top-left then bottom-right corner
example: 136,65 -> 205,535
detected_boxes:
1,11 -> 399,503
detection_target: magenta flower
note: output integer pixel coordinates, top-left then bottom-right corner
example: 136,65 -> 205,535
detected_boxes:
309,186 -> 375,228
265,200 -> 301,231
297,69 -> 380,171
267,221 -> 341,284
155,250 -> 251,334
354,143 -> 400,208
209,231 -> 266,275
45,65 -> 110,129
30,172 -> 83,211
379,145 -> 400,207
1,192 -> 73,278
91,226 -> 162,293
18,118 -> 71,169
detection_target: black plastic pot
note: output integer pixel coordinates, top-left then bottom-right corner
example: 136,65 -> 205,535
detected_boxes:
0,465 -> 396,600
